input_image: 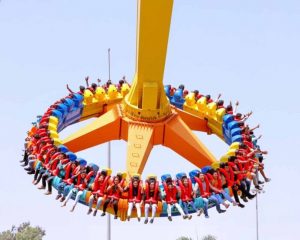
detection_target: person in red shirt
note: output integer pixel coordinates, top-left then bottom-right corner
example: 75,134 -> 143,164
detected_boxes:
55,161 -> 79,202
163,178 -> 187,221
87,170 -> 110,216
219,163 -> 244,208
123,176 -> 144,222
228,156 -> 256,203
66,84 -> 85,95
85,76 -> 98,94
101,176 -> 124,219
208,170 -> 237,209
178,176 -> 199,219
61,169 -> 91,212
193,172 -> 225,218
216,100 -> 225,109
143,177 -> 161,224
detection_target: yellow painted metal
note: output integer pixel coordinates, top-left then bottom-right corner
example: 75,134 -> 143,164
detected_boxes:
62,0 -> 219,182
126,123 -> 154,177
124,0 -> 173,121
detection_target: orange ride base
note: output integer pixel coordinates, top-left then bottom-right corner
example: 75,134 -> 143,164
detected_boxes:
63,104 -> 217,177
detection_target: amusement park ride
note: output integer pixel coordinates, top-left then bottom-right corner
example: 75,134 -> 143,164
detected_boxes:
63,0 -> 216,176
22,0 -> 268,223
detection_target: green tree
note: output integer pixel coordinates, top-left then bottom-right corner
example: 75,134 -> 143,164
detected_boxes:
202,235 -> 217,240
0,222 -> 45,240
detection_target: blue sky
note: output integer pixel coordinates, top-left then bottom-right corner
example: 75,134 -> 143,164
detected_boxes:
1,0 -> 299,239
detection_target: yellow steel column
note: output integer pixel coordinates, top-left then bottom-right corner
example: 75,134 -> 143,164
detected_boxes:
124,0 -> 173,121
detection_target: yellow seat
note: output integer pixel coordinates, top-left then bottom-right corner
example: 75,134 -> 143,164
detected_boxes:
48,123 -> 58,131
196,96 -> 207,112
83,89 -> 94,105
185,92 -> 196,107
53,138 -> 62,146
207,102 -> 217,118
49,116 -> 59,126
220,155 -> 229,163
147,174 -> 157,180
216,108 -> 226,122
116,172 -> 127,179
121,83 -> 130,97
107,85 -> 119,100
230,142 -> 240,150
95,87 -> 106,102
226,149 -> 237,156
131,173 -> 141,180
211,161 -> 220,170
49,130 -> 59,139
102,168 -> 112,176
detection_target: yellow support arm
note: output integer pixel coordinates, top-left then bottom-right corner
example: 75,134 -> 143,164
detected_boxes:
124,0 -> 173,121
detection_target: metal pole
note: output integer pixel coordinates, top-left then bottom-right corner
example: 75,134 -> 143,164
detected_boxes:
107,142 -> 111,240
256,194 -> 259,240
108,48 -> 111,81
107,47 -> 111,240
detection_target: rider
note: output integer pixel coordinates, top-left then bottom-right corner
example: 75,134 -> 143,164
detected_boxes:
194,172 -> 226,218
124,175 -> 144,222
163,177 -> 187,221
102,175 -> 124,219
61,167 -> 94,212
178,175 -> 200,219
143,176 -> 161,224
207,170 -> 237,209
87,170 -> 110,216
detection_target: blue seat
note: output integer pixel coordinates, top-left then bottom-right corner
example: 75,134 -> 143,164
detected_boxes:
77,158 -> 87,167
57,145 -> 69,153
56,103 -> 69,117
222,124 -> 232,145
65,152 -> 77,161
176,172 -> 187,180
62,107 -> 83,128
231,127 -> 242,137
161,174 -> 172,183
63,98 -> 75,112
164,85 -> 171,99
51,109 -> 63,121
223,114 -> 234,125
72,93 -> 84,108
227,121 -> 239,131
88,163 -> 99,173
201,166 -> 212,174
231,135 -> 243,143
189,169 -> 201,184
170,88 -> 185,109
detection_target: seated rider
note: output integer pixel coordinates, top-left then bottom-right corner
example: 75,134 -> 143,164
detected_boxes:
216,100 -> 225,109
87,170 -> 110,216
143,176 -> 161,224
178,175 -> 200,219
102,175 -> 124,219
43,155 -> 69,195
37,153 -> 66,193
55,160 -> 80,202
66,84 -> 85,95
85,76 -> 98,94
162,177 -> 187,221
219,162 -> 245,208
61,168 -> 92,212
123,175 -> 144,222
193,172 -> 226,218
228,156 -> 256,203
207,170 -> 237,209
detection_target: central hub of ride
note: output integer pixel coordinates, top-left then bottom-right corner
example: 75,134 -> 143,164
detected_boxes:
122,0 -> 173,122
63,0 -> 216,178
122,85 -> 172,122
